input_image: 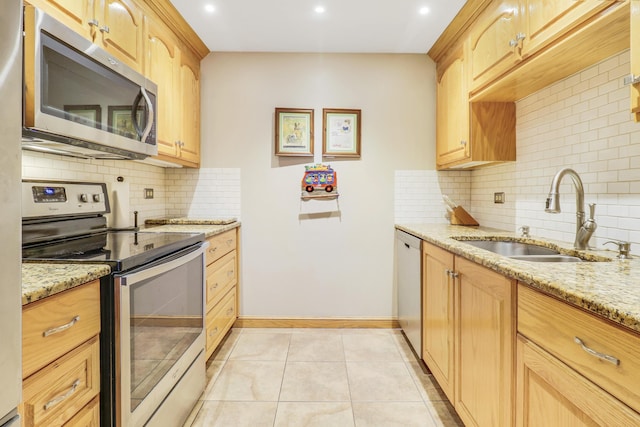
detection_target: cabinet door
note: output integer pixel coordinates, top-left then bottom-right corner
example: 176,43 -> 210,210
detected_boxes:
27,0 -> 95,40
632,0 -> 640,121
178,51 -> 201,166
436,45 -> 470,169
144,17 -> 179,157
455,256 -> 515,427
521,0 -> 618,58
422,242 -> 455,402
469,0 -> 521,92
97,0 -> 144,72
516,336 -> 640,427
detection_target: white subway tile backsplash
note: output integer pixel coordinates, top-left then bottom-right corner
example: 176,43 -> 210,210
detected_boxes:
470,49 -> 640,248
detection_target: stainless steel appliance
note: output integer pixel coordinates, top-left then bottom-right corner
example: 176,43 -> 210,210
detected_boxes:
22,5 -> 157,160
0,1 -> 23,426
22,180 -> 206,427
396,230 -> 422,356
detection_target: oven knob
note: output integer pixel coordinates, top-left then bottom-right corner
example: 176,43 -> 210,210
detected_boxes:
79,193 -> 89,203
93,194 -> 103,202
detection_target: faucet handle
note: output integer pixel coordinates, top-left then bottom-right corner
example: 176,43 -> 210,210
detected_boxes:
603,240 -> 631,259
588,203 -> 596,220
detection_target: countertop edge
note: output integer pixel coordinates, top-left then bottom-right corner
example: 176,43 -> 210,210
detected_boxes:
396,224 -> 640,335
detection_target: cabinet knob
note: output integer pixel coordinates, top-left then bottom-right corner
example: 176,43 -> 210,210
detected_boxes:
509,39 -> 518,47
100,25 -> 110,34
88,19 -> 99,27
460,140 -> 467,147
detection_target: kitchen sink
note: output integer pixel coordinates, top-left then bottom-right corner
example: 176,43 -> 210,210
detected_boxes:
453,239 -> 607,262
460,240 -> 560,256
508,255 -> 582,263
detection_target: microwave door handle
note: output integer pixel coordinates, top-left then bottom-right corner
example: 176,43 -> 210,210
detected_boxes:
138,87 -> 154,142
131,87 -> 154,142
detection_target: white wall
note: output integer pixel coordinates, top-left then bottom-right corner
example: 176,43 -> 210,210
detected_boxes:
198,52 -> 436,319
470,50 -> 640,247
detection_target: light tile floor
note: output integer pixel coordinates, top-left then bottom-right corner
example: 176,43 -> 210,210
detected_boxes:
183,328 -> 465,427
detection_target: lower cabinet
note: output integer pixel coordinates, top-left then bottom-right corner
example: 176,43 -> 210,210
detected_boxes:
517,284 -> 640,426
422,242 -> 516,427
20,280 -> 101,427
205,228 -> 239,359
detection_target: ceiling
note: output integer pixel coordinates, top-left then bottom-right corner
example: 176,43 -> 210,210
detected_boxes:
168,0 -> 467,54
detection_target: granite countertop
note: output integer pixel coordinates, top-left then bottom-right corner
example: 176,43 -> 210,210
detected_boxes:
142,220 -> 240,238
145,217 -> 237,225
22,263 -> 111,305
396,223 -> 640,334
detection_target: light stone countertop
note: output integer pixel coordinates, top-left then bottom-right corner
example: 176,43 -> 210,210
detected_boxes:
20,221 -> 239,306
142,221 -> 240,238
22,263 -> 111,305
144,217 -> 237,226
396,223 -> 640,334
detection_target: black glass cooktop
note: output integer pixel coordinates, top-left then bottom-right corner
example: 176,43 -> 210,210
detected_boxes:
22,230 -> 205,272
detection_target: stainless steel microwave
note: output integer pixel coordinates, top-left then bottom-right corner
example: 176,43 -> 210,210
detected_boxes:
22,6 -> 157,160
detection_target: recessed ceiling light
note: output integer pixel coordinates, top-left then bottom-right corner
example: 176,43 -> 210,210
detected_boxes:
314,6 -> 326,14
204,4 -> 215,13
419,6 -> 430,15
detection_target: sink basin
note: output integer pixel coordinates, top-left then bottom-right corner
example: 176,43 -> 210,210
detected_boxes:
508,255 -> 582,263
461,240 -> 560,256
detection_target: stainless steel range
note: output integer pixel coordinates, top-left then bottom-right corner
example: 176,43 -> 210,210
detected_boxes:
22,180 -> 207,427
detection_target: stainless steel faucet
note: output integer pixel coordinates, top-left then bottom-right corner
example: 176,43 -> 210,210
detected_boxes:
545,168 -> 597,250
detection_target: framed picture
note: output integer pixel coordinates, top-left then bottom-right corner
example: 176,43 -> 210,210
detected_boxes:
63,104 -> 102,128
275,108 -> 314,156
323,108 -> 361,158
108,105 -> 143,138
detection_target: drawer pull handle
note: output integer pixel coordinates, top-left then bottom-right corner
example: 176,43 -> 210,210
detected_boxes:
211,282 -> 219,289
43,316 -> 80,337
44,379 -> 80,410
574,337 -> 620,366
227,270 -> 234,277
226,239 -> 233,245
209,327 -> 219,337
226,307 -> 234,316
209,246 -> 218,253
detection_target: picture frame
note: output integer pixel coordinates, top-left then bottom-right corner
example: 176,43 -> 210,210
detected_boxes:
275,108 -> 314,156
323,108 -> 361,158
108,105 -> 143,138
63,104 -> 102,128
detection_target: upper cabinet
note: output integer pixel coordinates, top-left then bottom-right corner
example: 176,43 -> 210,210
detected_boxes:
469,0 -> 521,92
436,41 -> 516,170
430,0 -> 630,169
144,17 -> 180,158
144,15 -> 201,168
28,0 -> 145,72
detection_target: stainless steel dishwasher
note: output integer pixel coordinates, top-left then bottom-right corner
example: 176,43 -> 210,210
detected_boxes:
396,230 -> 422,356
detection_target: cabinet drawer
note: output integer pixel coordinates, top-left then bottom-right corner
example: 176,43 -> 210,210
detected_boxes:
206,288 -> 237,358
63,395 -> 99,427
206,229 -> 236,265
206,250 -> 237,311
23,281 -> 101,378
22,336 -> 100,427
518,284 -> 640,413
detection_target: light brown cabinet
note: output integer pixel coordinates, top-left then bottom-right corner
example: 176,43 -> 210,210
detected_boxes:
436,42 -> 516,170
20,280 -> 101,427
144,14 -> 201,167
205,228 -> 239,359
422,242 -> 455,402
28,0 -> 145,72
422,242 -> 516,427
517,284 -> 640,425
469,0 -> 619,93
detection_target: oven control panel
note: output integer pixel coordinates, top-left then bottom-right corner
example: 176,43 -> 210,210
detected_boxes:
22,180 -> 110,218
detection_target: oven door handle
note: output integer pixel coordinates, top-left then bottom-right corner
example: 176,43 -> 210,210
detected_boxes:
116,242 -> 207,286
